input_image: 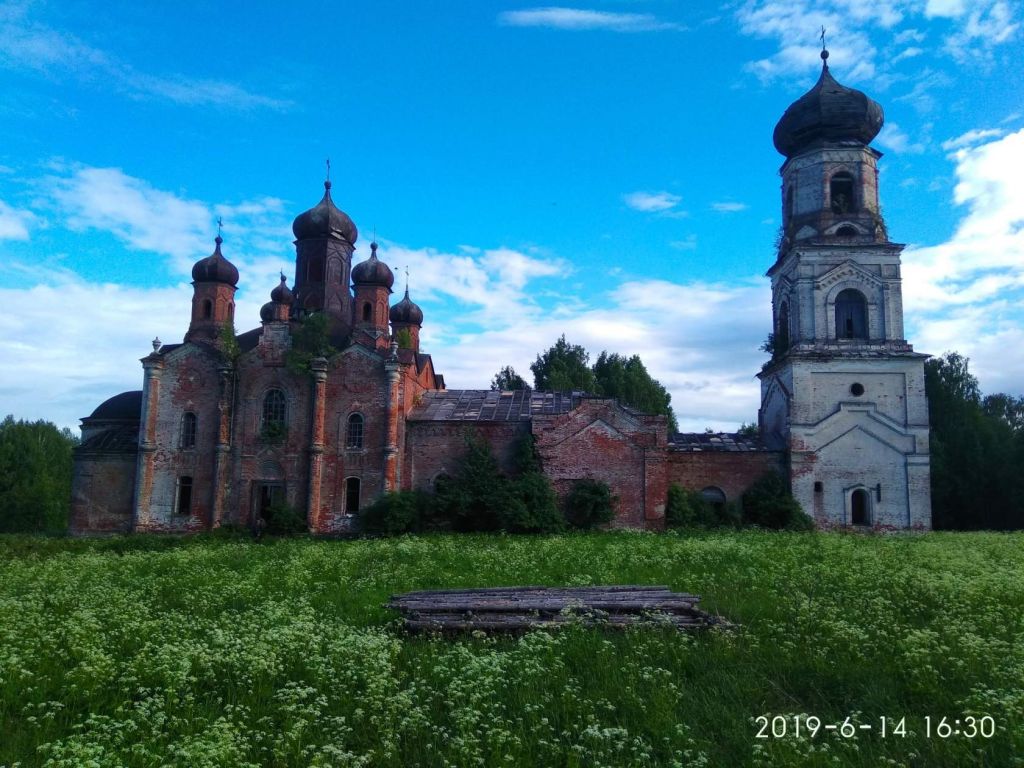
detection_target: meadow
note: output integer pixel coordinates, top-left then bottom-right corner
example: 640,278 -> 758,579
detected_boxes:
0,531 -> 1021,767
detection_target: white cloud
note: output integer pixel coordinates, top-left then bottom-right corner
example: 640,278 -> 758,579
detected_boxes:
926,0 -> 967,18
894,28 -> 926,43
623,190 -> 682,213
941,127 -> 1005,151
943,1 -> 1019,62
892,46 -> 924,62
0,199 -> 35,239
0,6 -> 288,110
711,201 -> 749,213
498,8 -> 684,32
876,121 -> 925,154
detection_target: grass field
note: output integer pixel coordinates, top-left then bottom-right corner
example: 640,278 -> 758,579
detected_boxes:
0,531 -> 1021,767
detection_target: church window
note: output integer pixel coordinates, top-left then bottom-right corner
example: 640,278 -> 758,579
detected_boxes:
228,302 -> 235,321
202,299 -> 213,320
346,413 -> 364,449
345,477 -> 361,514
777,302 -> 790,351
362,302 -> 372,322
181,412 -> 197,449
851,488 -> 870,526
176,476 -> 193,516
262,389 -> 286,427
850,382 -> 865,397
830,172 -> 855,214
700,486 -> 727,516
836,224 -> 857,237
835,289 -> 867,340
308,255 -> 324,282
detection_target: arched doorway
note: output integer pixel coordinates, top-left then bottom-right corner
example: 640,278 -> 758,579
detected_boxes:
851,488 -> 870,526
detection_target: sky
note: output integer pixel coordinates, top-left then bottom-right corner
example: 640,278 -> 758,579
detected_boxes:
1,0 -> 1022,433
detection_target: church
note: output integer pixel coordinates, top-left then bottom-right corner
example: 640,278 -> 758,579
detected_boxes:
70,52 -> 931,534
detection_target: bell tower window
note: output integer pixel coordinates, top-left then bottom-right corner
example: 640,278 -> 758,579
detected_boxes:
362,302 -> 372,322
202,299 -> 213,320
835,289 -> 867,340
777,301 -> 790,351
830,172 -> 855,214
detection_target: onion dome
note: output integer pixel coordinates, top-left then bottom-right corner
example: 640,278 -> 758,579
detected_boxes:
291,180 -> 358,244
88,390 -> 143,421
389,288 -> 423,326
773,51 -> 884,159
351,241 -> 395,288
191,236 -> 239,286
270,272 -> 294,304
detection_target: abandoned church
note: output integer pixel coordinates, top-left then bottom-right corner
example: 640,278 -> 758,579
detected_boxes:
71,52 -> 932,534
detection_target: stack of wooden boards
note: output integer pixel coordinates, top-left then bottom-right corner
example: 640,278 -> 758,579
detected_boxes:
386,585 -> 727,632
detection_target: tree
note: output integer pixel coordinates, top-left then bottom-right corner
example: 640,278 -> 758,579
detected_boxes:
490,365 -> 529,391
0,416 -> 78,533
530,335 -> 596,392
564,479 -> 616,529
592,351 -> 677,431
285,312 -> 337,374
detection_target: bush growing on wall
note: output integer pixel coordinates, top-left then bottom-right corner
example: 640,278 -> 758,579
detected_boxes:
741,472 -> 813,530
665,484 -> 741,529
564,479 -> 616,529
360,490 -> 433,534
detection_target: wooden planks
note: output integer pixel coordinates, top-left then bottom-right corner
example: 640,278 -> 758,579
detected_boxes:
387,585 -> 727,633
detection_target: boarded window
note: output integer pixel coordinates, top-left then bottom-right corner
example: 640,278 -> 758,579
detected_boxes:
851,488 -> 870,525
345,477 -> 361,514
346,413 -> 364,449
176,476 -> 193,516
181,412 -> 197,449
835,289 -> 867,340
263,389 -> 286,426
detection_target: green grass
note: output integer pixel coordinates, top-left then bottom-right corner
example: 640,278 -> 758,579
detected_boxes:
0,531 -> 1021,767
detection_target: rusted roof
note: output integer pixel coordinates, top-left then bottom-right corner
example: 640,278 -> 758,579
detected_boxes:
78,424 -> 139,453
669,432 -> 772,452
409,389 -> 581,422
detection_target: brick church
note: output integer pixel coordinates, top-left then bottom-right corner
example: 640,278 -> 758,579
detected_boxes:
71,53 -> 931,534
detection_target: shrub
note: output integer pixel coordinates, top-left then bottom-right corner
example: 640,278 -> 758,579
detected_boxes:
263,502 -> 307,535
665,484 -> 742,529
741,472 -> 813,530
504,472 -> 564,533
564,479 -> 616,529
360,490 -> 431,535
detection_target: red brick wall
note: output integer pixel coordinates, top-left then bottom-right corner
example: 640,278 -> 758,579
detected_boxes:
70,453 -> 136,534
667,450 -> 785,504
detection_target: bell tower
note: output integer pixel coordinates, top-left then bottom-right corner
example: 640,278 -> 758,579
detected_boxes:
757,49 -> 931,529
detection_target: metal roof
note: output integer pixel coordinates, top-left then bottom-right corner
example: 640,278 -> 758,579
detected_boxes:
409,389 -> 581,422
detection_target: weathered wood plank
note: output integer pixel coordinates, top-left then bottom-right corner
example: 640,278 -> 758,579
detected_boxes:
389,598 -> 700,613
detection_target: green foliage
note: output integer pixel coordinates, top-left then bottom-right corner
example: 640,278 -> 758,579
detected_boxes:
259,420 -> 287,444
394,327 -> 413,350
218,322 -> 241,363
285,312 -> 336,374
1,532 -> 1023,766
490,365 -> 529,391
592,351 -> 677,431
926,352 -> 1024,530
359,490 -> 433,535
0,416 -> 78,533
665,484 -> 741,529
262,501 -> 307,535
741,472 -> 813,530
737,421 -> 759,437
564,478 -> 616,529
530,334 -> 596,392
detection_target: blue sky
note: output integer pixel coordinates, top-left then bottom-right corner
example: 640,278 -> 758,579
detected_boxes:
1,0 -> 1022,431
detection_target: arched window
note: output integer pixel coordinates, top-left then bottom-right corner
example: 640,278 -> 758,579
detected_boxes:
345,477 -> 361,514
700,486 -> 727,516
202,299 -> 213,320
176,476 -> 193,516
830,172 -> 855,214
777,302 -> 790,351
180,412 -> 197,449
835,224 -> 857,237
362,302 -> 372,322
262,389 -> 286,427
228,302 -> 235,321
851,488 -> 870,526
835,289 -> 868,340
308,255 -> 324,282
346,413 -> 364,449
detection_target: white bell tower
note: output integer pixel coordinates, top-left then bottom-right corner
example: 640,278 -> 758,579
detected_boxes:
757,49 -> 931,529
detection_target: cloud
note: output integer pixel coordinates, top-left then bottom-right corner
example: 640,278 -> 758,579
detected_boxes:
902,129 -> 1024,392
892,46 -> 924,62
876,121 -> 925,154
943,1 -> 1020,62
941,128 -> 1005,151
925,0 -> 967,18
0,199 -> 35,239
498,7 -> 684,32
711,201 -> 749,213
623,190 -> 682,213
0,5 -> 288,110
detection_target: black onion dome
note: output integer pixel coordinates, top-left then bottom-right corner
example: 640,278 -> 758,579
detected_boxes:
351,242 -> 395,288
773,57 -> 884,158
270,273 -> 293,304
191,236 -> 239,286
89,390 -> 143,421
291,180 -> 358,244
389,288 -> 424,325
259,302 -> 275,322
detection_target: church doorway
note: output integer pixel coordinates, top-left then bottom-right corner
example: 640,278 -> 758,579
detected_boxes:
851,488 -> 870,526
255,483 -> 285,525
